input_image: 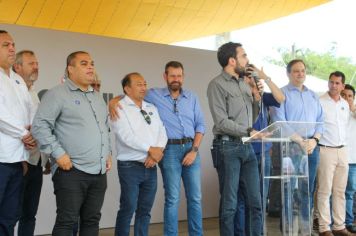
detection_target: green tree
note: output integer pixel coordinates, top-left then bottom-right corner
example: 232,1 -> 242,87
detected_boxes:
267,44 -> 356,87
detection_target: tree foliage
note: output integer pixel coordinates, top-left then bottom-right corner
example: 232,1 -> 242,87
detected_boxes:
267,44 -> 356,87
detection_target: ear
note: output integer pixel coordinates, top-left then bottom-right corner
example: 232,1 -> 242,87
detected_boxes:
13,63 -> 21,73
228,57 -> 236,66
67,65 -> 74,76
123,85 -> 130,95
163,72 -> 167,81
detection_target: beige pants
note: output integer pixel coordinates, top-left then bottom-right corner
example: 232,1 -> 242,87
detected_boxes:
317,146 -> 348,232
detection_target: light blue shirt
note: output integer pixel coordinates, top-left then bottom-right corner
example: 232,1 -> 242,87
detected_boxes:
145,87 -> 205,139
270,83 -> 323,137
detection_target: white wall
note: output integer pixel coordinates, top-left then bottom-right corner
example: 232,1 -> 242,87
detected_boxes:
0,24 -> 220,235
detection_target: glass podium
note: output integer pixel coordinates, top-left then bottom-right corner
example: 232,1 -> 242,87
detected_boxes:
243,121 -> 322,236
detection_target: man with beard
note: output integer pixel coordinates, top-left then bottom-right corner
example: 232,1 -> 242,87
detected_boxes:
109,61 -> 205,236
207,42 -> 265,236
13,50 -> 50,236
0,30 -> 37,235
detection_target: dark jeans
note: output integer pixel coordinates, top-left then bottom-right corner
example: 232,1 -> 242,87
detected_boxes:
0,162 -> 23,236
115,161 -> 157,236
52,167 -> 107,236
235,151 -> 272,235
18,161 -> 43,236
211,139 -> 262,236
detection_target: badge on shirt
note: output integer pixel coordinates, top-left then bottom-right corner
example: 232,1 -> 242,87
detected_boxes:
149,112 -> 153,116
15,80 -> 20,84
75,100 -> 80,105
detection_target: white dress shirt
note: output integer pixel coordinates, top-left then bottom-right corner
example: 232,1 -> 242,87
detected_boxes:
110,95 -> 168,162
347,109 -> 356,164
27,86 -> 49,166
0,69 -> 34,163
319,92 -> 349,146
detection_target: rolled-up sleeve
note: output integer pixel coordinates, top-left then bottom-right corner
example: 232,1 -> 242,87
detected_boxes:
193,95 -> 205,134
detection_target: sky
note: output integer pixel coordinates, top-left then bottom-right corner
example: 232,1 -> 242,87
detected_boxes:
173,0 -> 356,65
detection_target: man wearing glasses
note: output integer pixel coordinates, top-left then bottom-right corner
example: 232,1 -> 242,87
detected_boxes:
110,72 -> 167,236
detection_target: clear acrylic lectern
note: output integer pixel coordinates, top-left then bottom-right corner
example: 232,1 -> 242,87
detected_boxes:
243,121 -> 322,236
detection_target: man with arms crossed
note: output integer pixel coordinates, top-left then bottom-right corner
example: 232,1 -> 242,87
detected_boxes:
207,42 -> 265,236
13,50 -> 50,236
32,51 -> 111,236
111,72 -> 167,236
0,30 -> 36,236
317,72 -> 354,236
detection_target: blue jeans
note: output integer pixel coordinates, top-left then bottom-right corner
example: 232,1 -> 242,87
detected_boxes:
300,146 -> 320,224
115,161 -> 157,236
159,143 -> 202,236
234,151 -> 271,235
0,162 -> 23,236
211,139 -> 262,236
18,161 -> 43,236
346,164 -> 356,226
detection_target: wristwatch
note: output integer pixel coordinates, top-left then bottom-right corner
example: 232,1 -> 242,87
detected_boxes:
247,127 -> 254,137
191,146 -> 199,153
313,137 -> 320,144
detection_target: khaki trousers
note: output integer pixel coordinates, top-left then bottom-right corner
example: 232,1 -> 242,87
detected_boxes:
317,146 -> 348,232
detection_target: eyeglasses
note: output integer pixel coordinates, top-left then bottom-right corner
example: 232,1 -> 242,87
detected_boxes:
173,99 -> 178,113
140,109 -> 151,125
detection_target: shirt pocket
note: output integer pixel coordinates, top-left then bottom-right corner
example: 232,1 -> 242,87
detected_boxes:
225,89 -> 245,119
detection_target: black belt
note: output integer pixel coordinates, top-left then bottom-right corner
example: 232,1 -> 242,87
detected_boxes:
318,144 -> 344,149
167,137 -> 193,145
214,134 -> 241,142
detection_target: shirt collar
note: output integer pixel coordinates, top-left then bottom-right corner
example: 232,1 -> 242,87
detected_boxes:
0,67 -> 14,78
162,87 -> 188,99
124,95 -> 152,109
323,92 -> 343,102
221,70 -> 240,82
286,82 -> 310,92
65,79 -> 94,92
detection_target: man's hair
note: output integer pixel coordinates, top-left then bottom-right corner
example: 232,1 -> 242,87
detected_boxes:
217,42 -> 242,68
65,51 -> 88,78
165,61 -> 184,74
12,50 -> 35,72
0,30 -> 8,35
344,84 -> 355,96
329,71 -> 346,84
121,72 -> 141,94
286,59 -> 306,73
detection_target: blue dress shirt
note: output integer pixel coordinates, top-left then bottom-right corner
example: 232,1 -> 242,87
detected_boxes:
145,87 -> 205,139
270,83 -> 323,137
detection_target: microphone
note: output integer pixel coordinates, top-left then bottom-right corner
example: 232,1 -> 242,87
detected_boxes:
251,71 -> 260,89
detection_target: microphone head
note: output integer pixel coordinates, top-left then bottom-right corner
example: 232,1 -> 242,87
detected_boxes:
251,71 -> 259,78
